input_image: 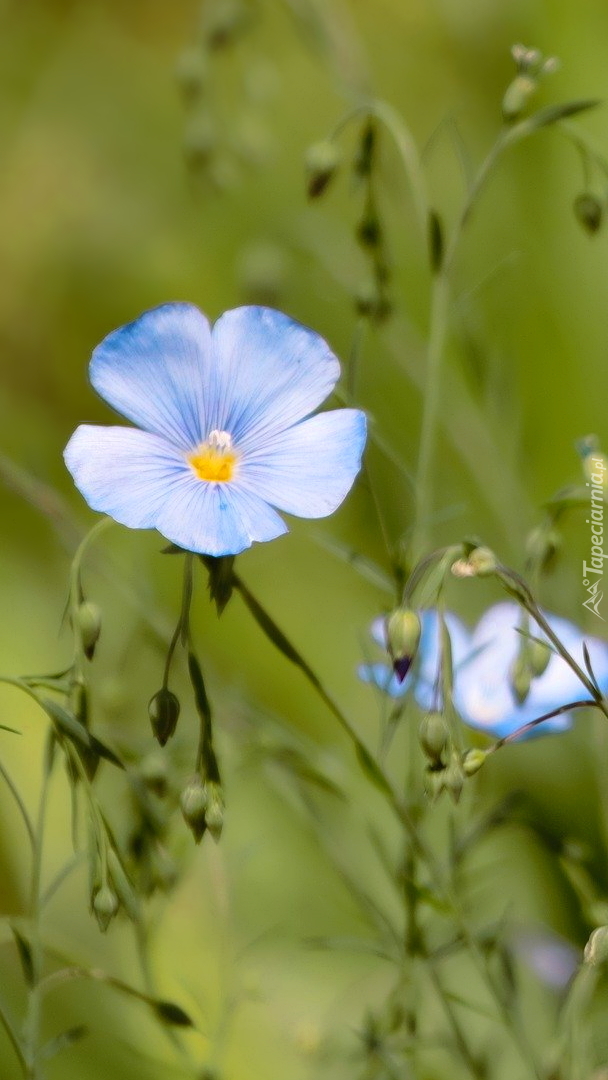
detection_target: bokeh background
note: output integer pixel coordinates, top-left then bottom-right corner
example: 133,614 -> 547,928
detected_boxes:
2,0 -> 608,1076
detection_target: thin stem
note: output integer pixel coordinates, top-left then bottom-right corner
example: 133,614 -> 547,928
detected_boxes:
427,962 -> 485,1079
0,759 -> 35,852
412,271 -> 450,557
23,745 -> 53,1079
0,997 -> 27,1077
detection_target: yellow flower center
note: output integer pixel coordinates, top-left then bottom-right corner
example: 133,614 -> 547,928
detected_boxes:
188,430 -> 239,483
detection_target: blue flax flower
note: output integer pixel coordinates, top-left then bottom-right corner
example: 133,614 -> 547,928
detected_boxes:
64,303 -> 367,556
359,601 -> 608,739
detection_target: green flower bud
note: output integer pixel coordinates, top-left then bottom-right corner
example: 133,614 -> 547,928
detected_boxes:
574,193 -> 603,235
148,688 -> 180,747
444,758 -> 464,804
584,925 -> 608,966
175,48 -> 207,103
180,776 -> 208,843
93,885 -> 119,932
529,639 -> 552,678
419,712 -> 449,764
511,653 -> 532,704
183,115 -> 216,170
386,608 -> 421,683
138,751 -> 170,796
77,601 -> 101,660
424,765 -> 446,802
305,140 -> 340,199
525,525 -> 560,572
204,780 -> 225,843
468,547 -> 498,576
462,748 -> 490,776
357,210 -> 382,249
502,73 -> 537,121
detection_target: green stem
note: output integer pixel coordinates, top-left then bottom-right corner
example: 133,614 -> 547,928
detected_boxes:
0,759 -> 35,852
0,997 -> 27,1077
412,270 -> 450,557
23,744 -> 53,1079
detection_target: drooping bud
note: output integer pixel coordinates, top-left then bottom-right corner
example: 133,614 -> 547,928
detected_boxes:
180,776 -> 208,843
148,688 -> 180,747
93,885 -> 119,932
419,712 -> 449,765
204,780 -> 225,842
529,639 -> 552,678
138,751 -> 169,797
462,748 -> 490,776
584,925 -> 608,967
574,193 -> 603,235
525,525 -> 560,572
444,757 -> 464,804
77,601 -> 101,660
424,765 -> 446,802
511,652 -> 532,704
305,140 -> 340,199
175,48 -> 207,103
385,608 -> 421,683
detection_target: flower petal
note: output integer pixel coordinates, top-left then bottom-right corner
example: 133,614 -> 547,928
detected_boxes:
237,409 -> 366,518
210,306 -> 341,442
89,303 -> 213,448
64,425 -> 288,556
358,663 -> 409,698
64,425 -> 192,528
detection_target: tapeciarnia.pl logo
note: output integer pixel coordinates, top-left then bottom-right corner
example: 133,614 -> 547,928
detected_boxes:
582,456 -> 606,619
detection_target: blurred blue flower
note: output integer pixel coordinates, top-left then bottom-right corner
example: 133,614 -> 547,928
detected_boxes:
64,303 -> 367,556
359,601 -> 608,739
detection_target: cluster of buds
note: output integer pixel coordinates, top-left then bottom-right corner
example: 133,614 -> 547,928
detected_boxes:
180,775 -> 224,844
420,709 -> 491,803
502,44 -> 559,122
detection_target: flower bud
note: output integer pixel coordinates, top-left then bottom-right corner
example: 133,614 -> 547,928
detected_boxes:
584,925 -> 608,966
502,73 -> 537,121
525,525 -> 560,572
419,712 -> 449,764
180,776 -> 208,843
511,653 -> 532,704
468,547 -> 498,576
444,757 -> 464,803
138,751 -> 169,797
574,193 -> 603,235
462,748 -> 490,776
424,765 -> 446,802
93,885 -> 119,932
148,688 -> 180,747
305,140 -> 340,199
77,601 -> 101,660
204,780 -> 225,842
385,608 -> 421,683
357,210 -> 382,249
175,48 -> 207,103
529,639 -> 552,678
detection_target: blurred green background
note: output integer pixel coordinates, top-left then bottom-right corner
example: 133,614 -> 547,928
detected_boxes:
3,0 -> 608,1076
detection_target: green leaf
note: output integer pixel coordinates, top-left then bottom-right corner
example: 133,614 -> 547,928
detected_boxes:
41,699 -> 90,749
355,742 -> 392,797
513,98 -> 600,137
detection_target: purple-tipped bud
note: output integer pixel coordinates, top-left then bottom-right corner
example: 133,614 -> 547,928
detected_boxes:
386,608 -> 421,683
148,688 -> 180,747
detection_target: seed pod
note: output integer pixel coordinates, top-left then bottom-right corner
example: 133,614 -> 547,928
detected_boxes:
148,688 -> 180,747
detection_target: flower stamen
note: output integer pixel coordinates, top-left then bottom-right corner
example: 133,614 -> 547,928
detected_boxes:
188,430 -> 239,483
